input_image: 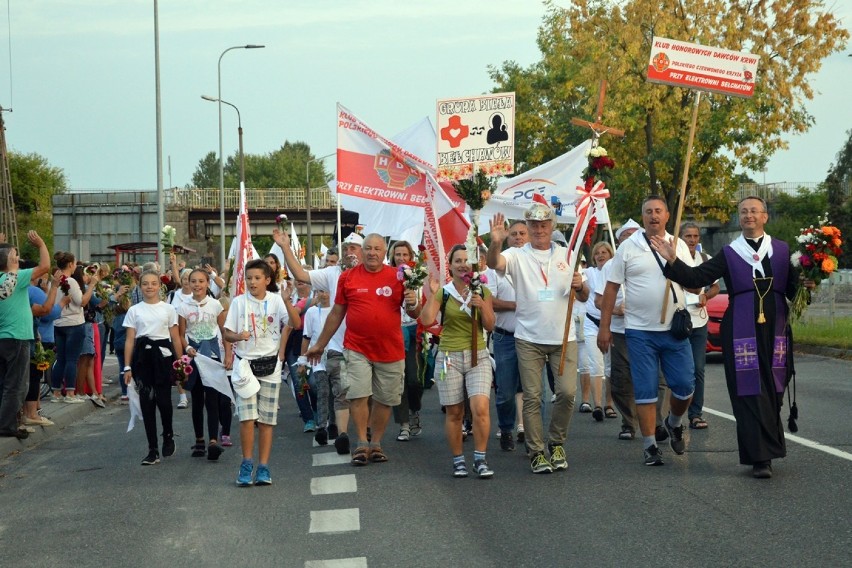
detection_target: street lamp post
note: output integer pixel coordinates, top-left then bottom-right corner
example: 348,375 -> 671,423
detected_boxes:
215,44 -> 264,266
202,96 -> 245,187
305,152 -> 335,259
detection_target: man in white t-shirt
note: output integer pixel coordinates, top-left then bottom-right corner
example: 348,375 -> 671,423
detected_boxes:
485,219 -> 528,451
597,196 -> 695,466
273,229 -> 363,455
680,222 -> 720,431
487,203 -> 587,474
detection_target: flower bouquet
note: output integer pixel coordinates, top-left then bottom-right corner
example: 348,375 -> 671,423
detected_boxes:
58,275 -> 71,295
172,354 -> 193,387
113,266 -> 134,287
789,214 -> 843,321
582,145 -> 616,183
462,270 -> 489,297
32,341 -> 55,372
397,244 -> 429,290
161,224 -> 177,254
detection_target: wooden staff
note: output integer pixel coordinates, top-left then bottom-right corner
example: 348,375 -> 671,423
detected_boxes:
557,249 -> 585,376
660,90 -> 702,323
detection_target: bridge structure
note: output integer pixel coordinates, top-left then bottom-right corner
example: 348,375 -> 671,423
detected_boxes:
53,186 -> 345,267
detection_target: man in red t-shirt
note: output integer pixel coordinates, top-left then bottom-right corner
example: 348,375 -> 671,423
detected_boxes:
307,234 -> 421,466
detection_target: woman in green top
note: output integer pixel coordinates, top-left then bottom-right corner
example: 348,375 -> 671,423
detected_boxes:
421,245 -> 495,478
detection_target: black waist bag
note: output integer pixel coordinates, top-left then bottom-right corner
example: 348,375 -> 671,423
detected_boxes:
249,355 -> 278,377
669,306 -> 693,340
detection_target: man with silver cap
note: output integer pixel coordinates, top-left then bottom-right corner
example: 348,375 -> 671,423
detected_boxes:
274,229 -> 364,455
487,202 -> 587,474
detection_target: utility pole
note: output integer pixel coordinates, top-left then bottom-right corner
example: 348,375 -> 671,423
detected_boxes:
0,106 -> 18,248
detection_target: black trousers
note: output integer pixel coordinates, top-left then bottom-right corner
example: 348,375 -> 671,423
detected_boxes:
140,384 -> 174,451
191,379 -> 222,441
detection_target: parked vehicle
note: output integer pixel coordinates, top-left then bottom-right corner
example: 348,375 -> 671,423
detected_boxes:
705,281 -> 727,353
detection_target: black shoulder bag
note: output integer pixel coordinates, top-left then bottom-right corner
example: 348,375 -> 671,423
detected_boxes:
644,234 -> 692,340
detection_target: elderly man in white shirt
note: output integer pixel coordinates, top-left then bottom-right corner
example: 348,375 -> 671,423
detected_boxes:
488,203 -> 587,474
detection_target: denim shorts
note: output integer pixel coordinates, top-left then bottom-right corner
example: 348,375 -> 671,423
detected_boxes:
624,329 -> 694,404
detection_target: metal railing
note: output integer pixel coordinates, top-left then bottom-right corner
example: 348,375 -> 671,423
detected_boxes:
165,187 -> 337,210
734,181 -> 851,202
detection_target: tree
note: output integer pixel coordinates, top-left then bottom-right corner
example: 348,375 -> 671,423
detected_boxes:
190,141 -> 330,189
8,150 -> 67,258
765,186 -> 828,247
824,128 -> 852,268
490,0 -> 848,229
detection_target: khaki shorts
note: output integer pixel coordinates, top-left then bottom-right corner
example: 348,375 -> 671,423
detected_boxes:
340,349 -> 404,406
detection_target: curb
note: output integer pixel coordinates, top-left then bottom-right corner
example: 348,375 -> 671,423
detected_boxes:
795,343 -> 852,361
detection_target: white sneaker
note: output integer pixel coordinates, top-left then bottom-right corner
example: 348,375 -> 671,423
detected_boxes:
177,398 -> 188,409
51,396 -> 63,403
64,396 -> 84,404
23,416 -> 54,426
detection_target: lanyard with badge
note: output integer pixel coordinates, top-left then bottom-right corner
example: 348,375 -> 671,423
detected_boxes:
525,244 -> 555,302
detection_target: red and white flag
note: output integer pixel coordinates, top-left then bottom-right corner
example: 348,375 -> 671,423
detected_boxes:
229,183 -> 254,299
423,173 -> 469,285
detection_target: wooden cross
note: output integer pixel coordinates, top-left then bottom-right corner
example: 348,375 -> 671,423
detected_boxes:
569,80 -> 626,141
558,80 -> 626,375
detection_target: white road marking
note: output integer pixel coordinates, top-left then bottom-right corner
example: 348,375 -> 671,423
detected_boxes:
312,452 -> 352,467
311,474 -> 357,495
309,508 -> 360,534
703,407 -> 852,462
305,558 -> 368,568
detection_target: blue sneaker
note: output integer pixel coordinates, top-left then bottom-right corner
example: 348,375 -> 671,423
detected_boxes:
303,420 -> 317,433
255,465 -> 272,486
236,460 -> 254,487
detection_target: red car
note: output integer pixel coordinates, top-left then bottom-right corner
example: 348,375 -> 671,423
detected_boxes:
705,281 -> 728,353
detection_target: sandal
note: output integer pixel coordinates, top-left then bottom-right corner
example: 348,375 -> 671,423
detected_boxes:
689,417 -> 708,430
370,446 -> 389,463
578,402 -> 592,413
605,406 -> 618,419
396,427 -> 410,442
351,446 -> 370,466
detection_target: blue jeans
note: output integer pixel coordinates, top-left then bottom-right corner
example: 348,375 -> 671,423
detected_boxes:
53,324 -> 86,392
687,325 -> 708,420
286,350 -> 316,423
492,329 -> 520,432
113,314 -> 127,395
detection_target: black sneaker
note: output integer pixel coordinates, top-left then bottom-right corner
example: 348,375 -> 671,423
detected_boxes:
334,432 -> 350,455
162,436 -> 176,458
207,443 -> 223,461
530,452 -> 553,474
643,444 -> 664,466
328,423 -> 339,440
664,416 -> 686,455
499,430 -> 515,451
516,428 -> 525,444
315,427 -> 329,446
655,425 -> 669,442
141,450 -> 160,466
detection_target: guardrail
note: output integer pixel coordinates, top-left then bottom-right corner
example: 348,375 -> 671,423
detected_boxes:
734,181 -> 851,202
164,187 -> 337,210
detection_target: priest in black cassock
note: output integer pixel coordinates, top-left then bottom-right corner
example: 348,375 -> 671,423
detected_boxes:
649,196 -> 813,479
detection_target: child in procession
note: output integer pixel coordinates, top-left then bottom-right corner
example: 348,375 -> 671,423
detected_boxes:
299,288 -> 336,446
177,268 -> 232,461
222,259 -> 301,486
123,270 -> 184,466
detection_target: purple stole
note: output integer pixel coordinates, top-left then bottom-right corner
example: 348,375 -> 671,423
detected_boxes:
723,240 -> 790,396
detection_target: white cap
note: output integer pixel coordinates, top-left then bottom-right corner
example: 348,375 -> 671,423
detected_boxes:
231,359 -> 261,399
342,233 -> 364,246
615,219 -> 641,241
524,202 -> 555,222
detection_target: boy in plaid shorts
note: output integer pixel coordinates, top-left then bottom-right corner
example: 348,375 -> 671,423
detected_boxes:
223,259 -> 300,486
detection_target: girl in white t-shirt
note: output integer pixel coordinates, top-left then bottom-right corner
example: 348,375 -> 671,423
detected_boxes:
169,267 -> 193,409
123,270 -> 184,466
223,259 -> 300,486
177,268 -> 230,461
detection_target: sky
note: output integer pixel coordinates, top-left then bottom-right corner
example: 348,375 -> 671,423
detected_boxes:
0,1 -> 849,191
